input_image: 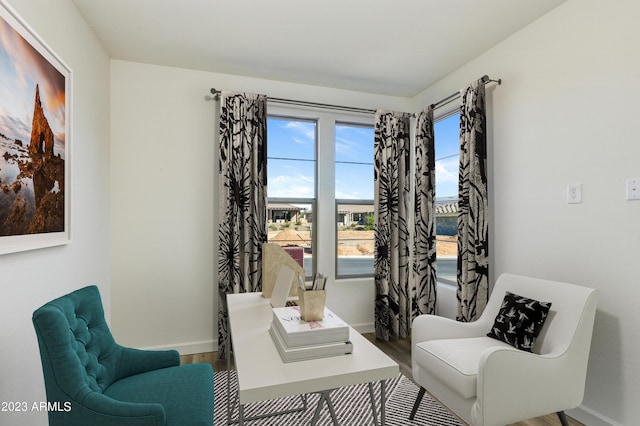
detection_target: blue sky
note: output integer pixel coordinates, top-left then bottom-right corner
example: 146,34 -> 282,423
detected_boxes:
267,118 -> 316,199
335,124 -> 374,200
267,114 -> 460,200
434,113 -> 461,199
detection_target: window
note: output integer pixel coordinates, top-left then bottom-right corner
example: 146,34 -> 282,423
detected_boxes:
266,109 -> 373,282
335,123 -> 375,278
434,111 -> 460,285
266,117 -> 316,278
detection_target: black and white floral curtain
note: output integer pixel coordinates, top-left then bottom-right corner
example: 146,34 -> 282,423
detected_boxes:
218,92 -> 267,358
413,106 -> 437,317
374,111 -> 411,341
457,79 -> 489,322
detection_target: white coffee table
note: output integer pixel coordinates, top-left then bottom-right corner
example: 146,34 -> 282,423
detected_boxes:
226,292 -> 399,425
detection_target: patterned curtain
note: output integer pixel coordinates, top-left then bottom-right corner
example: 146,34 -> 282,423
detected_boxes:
218,92 -> 267,358
413,106 -> 437,317
457,79 -> 489,322
374,111 -> 411,341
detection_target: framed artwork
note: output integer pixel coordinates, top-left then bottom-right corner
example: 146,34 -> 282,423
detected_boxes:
0,0 -> 71,255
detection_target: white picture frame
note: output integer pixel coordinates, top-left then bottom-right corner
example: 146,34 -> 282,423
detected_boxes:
0,0 -> 72,255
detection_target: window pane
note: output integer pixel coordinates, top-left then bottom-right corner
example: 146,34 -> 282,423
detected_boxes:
267,117 -> 316,198
335,163 -> 373,200
268,117 -> 315,160
267,202 -> 313,278
336,202 -> 374,277
434,113 -> 459,285
335,124 -> 374,161
434,113 -> 459,200
335,123 -> 374,200
267,159 -> 315,198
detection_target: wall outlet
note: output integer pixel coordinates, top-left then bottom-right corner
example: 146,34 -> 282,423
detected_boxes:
567,183 -> 582,204
626,178 -> 640,201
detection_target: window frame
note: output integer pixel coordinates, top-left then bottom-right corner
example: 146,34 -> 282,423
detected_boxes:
333,120 -> 375,279
266,114 -> 318,279
433,106 -> 460,286
266,105 -> 374,284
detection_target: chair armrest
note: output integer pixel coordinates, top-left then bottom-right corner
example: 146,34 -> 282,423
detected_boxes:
412,314 -> 488,344
78,392 -> 166,425
114,346 -> 180,380
475,347 -> 582,426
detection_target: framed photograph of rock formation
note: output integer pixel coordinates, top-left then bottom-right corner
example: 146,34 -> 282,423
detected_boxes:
0,1 -> 71,255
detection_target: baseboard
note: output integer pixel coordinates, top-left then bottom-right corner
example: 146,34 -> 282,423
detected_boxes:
140,340 -> 216,356
352,322 -> 375,334
567,405 -> 623,426
140,323 -> 377,355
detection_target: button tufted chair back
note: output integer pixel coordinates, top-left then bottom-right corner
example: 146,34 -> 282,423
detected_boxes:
33,285 -> 215,426
33,286 -> 121,403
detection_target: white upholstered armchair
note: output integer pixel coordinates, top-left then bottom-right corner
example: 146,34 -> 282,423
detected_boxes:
411,273 -> 598,426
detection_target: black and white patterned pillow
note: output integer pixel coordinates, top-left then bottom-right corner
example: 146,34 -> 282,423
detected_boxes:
487,291 -> 552,352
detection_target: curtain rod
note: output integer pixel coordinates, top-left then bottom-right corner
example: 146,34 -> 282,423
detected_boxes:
209,74 -> 501,115
209,88 -> 377,115
431,74 -> 502,110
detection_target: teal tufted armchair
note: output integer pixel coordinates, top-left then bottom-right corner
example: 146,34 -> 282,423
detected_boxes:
32,285 -> 214,425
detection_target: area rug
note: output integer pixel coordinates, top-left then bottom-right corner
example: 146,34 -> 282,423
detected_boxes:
213,370 -> 462,425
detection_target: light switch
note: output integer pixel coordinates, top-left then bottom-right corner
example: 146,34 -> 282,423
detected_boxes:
626,178 -> 640,201
567,184 -> 582,204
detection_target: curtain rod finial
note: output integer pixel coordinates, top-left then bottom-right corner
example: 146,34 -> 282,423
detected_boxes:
481,75 -> 502,85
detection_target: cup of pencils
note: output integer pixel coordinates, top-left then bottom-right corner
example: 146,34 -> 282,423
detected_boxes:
298,273 -> 327,322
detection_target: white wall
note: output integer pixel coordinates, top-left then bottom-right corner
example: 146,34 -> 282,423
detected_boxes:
109,61 -> 218,354
109,60 -> 409,353
413,0 -> 640,424
0,0 -> 110,425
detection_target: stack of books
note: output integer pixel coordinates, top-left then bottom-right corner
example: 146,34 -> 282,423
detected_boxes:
269,306 -> 353,363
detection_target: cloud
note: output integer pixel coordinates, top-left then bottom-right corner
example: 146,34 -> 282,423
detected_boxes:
269,174 -> 314,198
0,113 -> 29,142
335,125 -> 373,162
335,136 -> 360,158
292,137 -> 308,145
435,157 -> 458,184
283,121 -> 315,142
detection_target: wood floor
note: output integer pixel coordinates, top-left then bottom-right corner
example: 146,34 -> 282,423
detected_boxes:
181,333 -> 582,426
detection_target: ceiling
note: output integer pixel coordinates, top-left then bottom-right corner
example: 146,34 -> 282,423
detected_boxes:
72,0 -> 566,98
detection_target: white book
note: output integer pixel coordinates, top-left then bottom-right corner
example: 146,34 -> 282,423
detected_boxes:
269,323 -> 353,363
271,306 -> 349,347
